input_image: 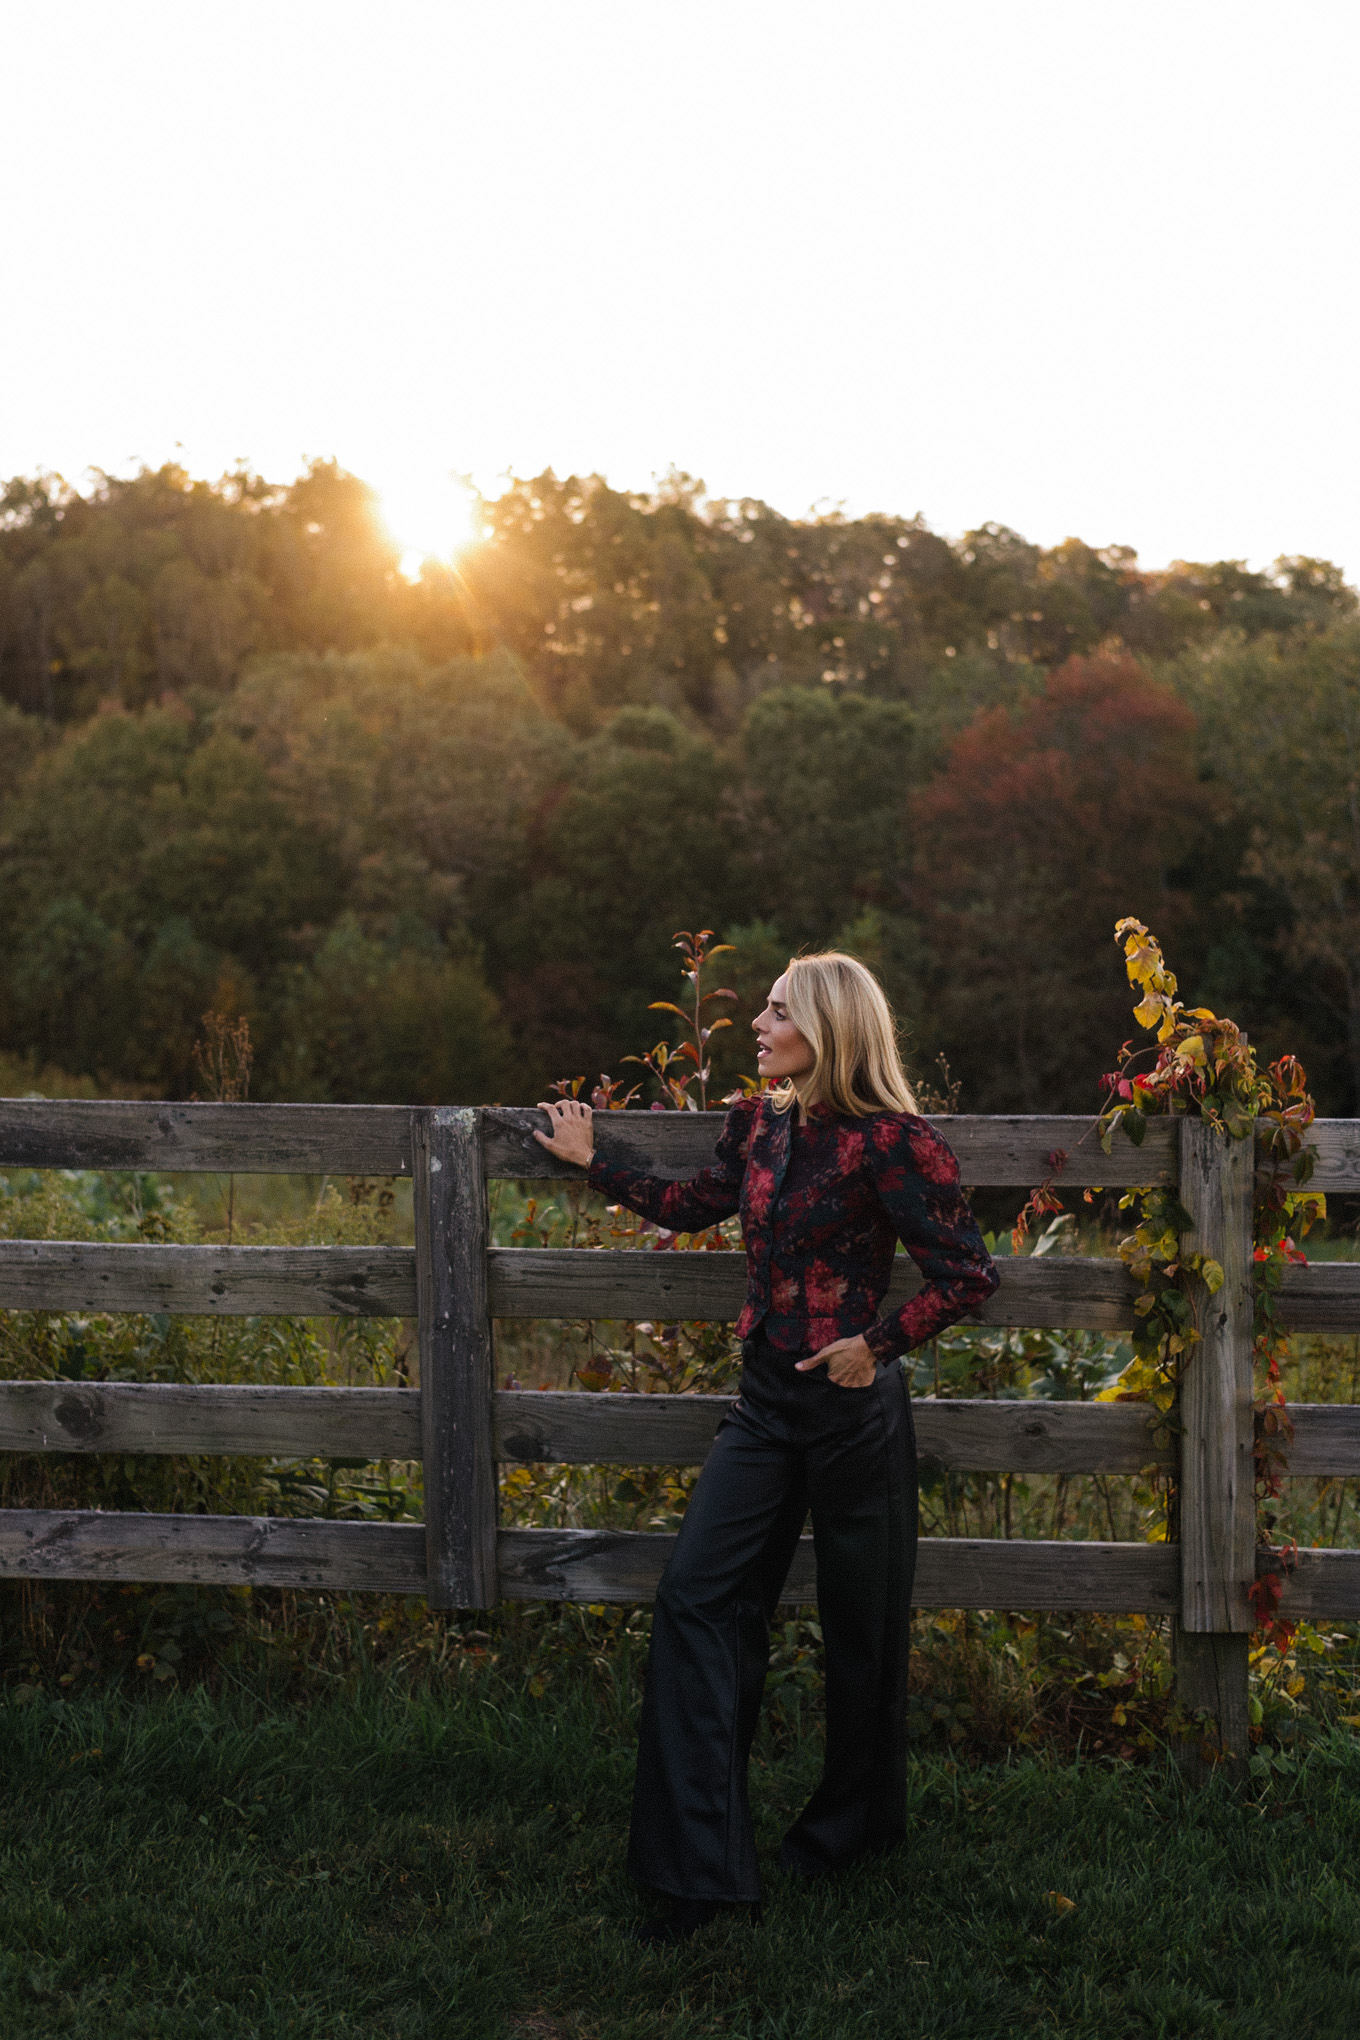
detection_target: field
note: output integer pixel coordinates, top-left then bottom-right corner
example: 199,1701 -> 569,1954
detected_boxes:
3,1661 -> 1360,2040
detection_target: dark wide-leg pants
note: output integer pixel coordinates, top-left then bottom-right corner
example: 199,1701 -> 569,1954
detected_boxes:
628,1331 -> 918,1903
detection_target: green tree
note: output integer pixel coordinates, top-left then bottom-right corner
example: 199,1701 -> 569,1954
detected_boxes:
273,918 -> 512,1104
1177,622 -> 1360,1109
496,705 -> 739,1086
738,687 -> 918,946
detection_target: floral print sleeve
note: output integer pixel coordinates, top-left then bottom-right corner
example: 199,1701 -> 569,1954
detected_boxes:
586,1097 -> 758,1233
861,1117 -> 1000,1361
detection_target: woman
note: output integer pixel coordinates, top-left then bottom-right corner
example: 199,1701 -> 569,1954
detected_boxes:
534,953 -> 999,1942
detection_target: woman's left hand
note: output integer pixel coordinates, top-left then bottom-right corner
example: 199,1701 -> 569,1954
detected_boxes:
795,1333 -> 877,1388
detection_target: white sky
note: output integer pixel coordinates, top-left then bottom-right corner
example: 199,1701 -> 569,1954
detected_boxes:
3,1 -> 1358,577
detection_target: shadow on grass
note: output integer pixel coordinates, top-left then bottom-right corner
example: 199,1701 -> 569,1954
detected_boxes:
1,1666 -> 1359,2039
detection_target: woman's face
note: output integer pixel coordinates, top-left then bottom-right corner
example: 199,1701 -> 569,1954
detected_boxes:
753,974 -> 815,1082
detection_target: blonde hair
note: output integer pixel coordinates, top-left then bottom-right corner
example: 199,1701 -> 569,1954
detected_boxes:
771,953 -> 919,1118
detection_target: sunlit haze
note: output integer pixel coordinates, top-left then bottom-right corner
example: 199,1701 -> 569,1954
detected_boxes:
4,1 -> 1360,576
375,473 -> 483,579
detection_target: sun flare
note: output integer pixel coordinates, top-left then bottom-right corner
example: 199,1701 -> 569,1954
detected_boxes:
375,472 -> 481,579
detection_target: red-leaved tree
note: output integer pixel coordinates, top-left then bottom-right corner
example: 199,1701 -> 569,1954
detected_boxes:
911,653 -> 1205,1111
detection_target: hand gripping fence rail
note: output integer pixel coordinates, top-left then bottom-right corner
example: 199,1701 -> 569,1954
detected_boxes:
4,1100 -> 1360,1763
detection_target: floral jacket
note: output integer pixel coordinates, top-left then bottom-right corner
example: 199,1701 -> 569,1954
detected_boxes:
587,1094 -> 999,1361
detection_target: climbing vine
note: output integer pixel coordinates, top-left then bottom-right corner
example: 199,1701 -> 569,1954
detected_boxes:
1089,920 -> 1324,1635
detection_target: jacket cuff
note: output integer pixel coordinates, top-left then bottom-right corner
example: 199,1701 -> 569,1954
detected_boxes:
863,1314 -> 908,1363
586,1150 -> 625,1196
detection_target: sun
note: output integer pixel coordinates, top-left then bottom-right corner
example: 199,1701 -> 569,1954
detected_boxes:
374,471 -> 482,579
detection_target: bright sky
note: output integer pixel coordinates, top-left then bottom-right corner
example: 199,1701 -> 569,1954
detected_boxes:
4,1 -> 1359,578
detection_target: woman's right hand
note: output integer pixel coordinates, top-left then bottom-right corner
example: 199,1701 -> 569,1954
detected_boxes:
533,1098 -> 596,1168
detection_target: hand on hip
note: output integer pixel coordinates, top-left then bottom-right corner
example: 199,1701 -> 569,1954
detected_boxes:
795,1333 -> 877,1389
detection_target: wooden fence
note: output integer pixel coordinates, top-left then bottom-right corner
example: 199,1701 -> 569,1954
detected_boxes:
4,1099 -> 1360,1759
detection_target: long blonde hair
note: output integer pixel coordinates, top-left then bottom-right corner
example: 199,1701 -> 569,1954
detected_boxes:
771,953 -> 919,1118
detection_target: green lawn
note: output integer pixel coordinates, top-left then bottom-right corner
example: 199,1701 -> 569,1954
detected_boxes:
2,1673 -> 1358,2040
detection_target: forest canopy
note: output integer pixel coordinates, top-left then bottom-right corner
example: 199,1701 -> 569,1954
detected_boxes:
1,458 -> 1356,1114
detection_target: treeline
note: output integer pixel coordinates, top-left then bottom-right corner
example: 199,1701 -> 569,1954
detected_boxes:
0,462 -> 1356,1114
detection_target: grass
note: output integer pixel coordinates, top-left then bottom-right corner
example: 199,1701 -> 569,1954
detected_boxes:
4,1667 -> 1360,2040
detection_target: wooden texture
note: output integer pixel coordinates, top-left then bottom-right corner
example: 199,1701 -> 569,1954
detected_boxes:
488,1247 -> 1138,1331
497,1528 -> 1179,1611
10,1236 -> 1352,1341
3,1098 -> 1353,1192
10,1378 -> 1358,1481
483,1107 -> 1175,1188
1267,1546 -> 1360,1620
0,1240 -> 1137,1332
0,1509 -> 426,1589
1300,1122 -> 1360,1193
6,1238 -> 1351,1338
0,1377 -> 1168,1473
0,1509 -> 1177,1609
1178,1119 -> 1256,1636
1285,1403 -> 1360,1477
0,1242 -> 415,1317
1173,1633 -> 1250,1779
1276,1260 -> 1360,1333
0,1381 -> 420,1458
494,1389 -> 1174,1474
0,1100 -> 414,1175
415,1109 -> 497,1610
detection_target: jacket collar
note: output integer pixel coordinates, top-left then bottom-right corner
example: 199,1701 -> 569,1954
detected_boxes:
758,1095 -> 794,1199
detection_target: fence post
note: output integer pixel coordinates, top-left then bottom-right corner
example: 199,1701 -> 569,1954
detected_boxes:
1174,1118 -> 1255,1776
414,1106 -> 498,1610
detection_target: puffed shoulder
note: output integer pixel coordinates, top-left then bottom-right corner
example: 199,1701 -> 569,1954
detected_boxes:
866,1111 -> 961,1184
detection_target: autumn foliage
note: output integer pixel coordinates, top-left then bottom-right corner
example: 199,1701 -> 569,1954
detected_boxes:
912,655 -> 1204,1110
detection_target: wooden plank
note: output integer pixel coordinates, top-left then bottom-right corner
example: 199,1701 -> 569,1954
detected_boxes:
484,1107 -> 730,1184
0,1242 -> 416,1317
416,1108 -> 497,1611
1276,1261 -> 1360,1333
1269,1546 -> 1360,1620
0,1509 -> 426,1590
1177,1120 -> 1256,1637
0,1233 -> 1141,1335
1172,1633 -> 1249,1773
488,1247 -> 1137,1331
1286,1404 -> 1360,1477
0,1377 -> 1170,1473
0,1100 -> 414,1175
0,1507 -> 1179,1609
0,1382 -> 420,1458
497,1528 -> 1179,1611
1298,1122 -> 1360,1193
915,1397 -> 1173,1475
483,1107 -> 1176,1188
7,1099 -> 1359,1191
494,1389 -> 1174,1474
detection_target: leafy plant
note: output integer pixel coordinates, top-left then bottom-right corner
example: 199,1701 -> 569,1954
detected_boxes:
624,929 -> 736,1111
1090,920 -> 1325,1642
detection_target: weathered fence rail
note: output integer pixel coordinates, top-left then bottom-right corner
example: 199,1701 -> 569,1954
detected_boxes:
4,1099 -> 1360,1759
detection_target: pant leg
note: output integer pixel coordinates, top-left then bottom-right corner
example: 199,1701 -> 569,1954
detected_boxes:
782,1359 -> 917,1874
629,1405 -> 807,1903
